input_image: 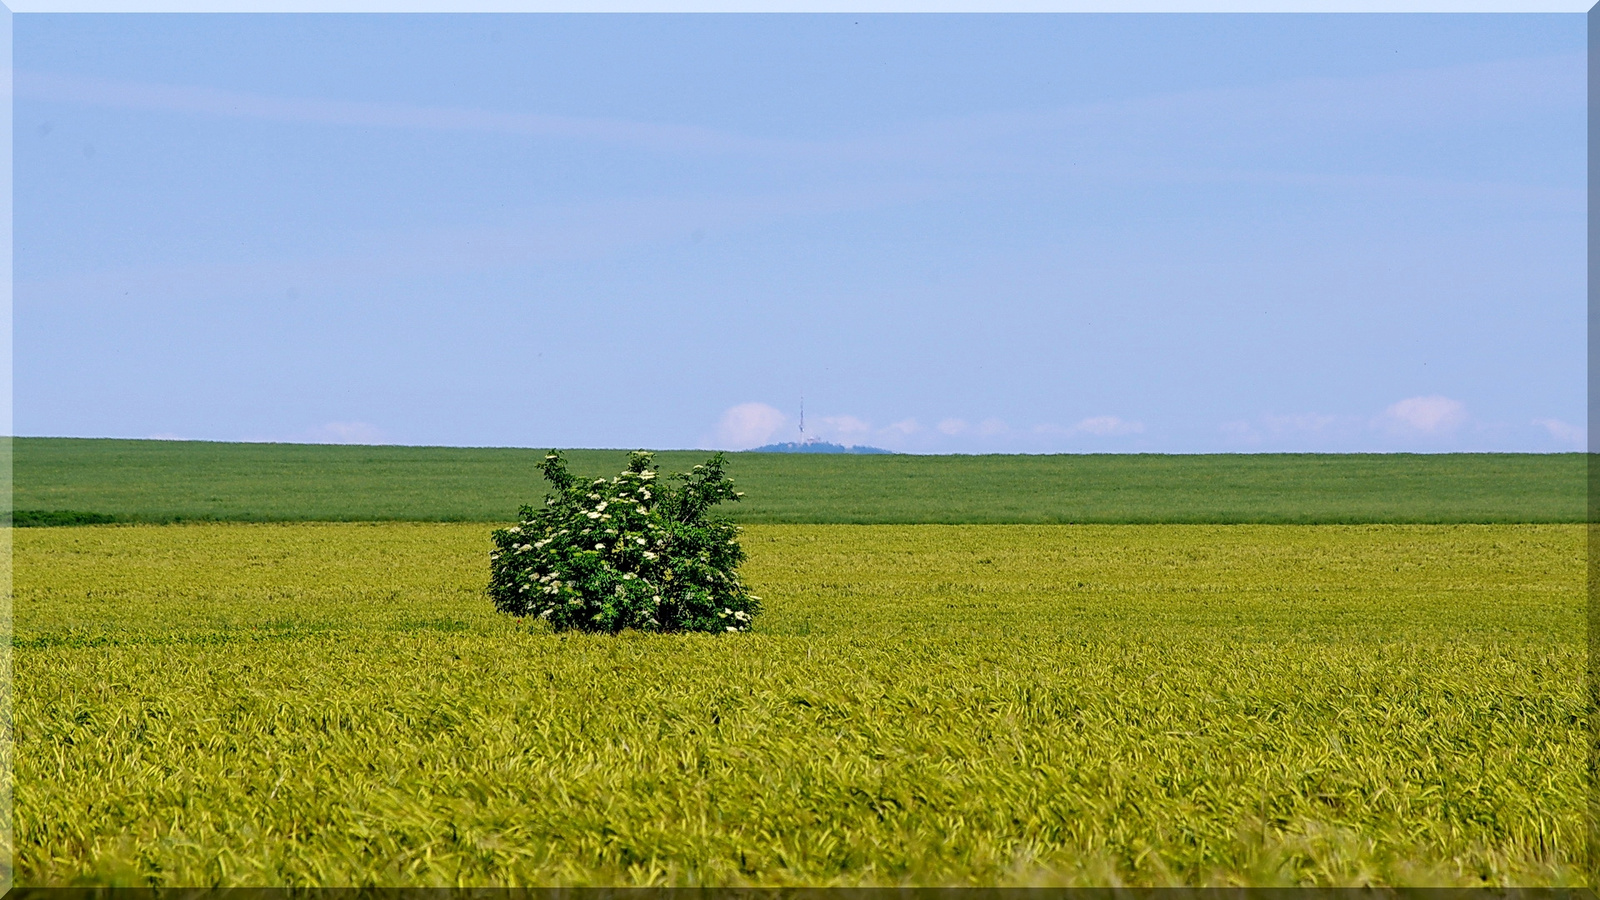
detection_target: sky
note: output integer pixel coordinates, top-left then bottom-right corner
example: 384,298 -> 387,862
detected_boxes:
12,13 -> 1586,453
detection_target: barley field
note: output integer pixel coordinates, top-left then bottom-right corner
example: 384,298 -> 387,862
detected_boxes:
13,522 -> 1585,887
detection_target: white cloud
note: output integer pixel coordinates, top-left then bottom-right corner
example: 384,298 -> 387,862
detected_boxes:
1378,395 -> 1467,435
815,415 -> 872,444
310,421 -> 385,444
712,402 -> 789,450
15,69 -> 780,157
1533,418 -> 1585,447
708,407 -> 924,451
977,418 -> 1008,436
1073,415 -> 1145,436
146,432 -> 189,441
1220,411 -> 1376,449
937,418 -> 968,436
245,422 -> 386,445
1218,420 -> 1257,440
25,54 -> 1577,175
1260,413 -> 1348,435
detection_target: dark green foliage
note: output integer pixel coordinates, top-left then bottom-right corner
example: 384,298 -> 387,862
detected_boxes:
11,437 -> 1589,524
13,509 -> 118,527
487,451 -> 758,634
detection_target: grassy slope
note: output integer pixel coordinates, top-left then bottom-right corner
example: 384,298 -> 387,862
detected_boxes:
12,437 -> 1587,524
15,522 -> 1583,886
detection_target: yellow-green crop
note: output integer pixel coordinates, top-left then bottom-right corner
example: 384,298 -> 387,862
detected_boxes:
13,523 -> 1584,887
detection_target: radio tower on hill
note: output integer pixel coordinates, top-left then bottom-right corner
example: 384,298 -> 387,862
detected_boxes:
799,397 -> 819,445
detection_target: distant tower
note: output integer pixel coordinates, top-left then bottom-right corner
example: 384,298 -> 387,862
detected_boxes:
799,397 -> 805,442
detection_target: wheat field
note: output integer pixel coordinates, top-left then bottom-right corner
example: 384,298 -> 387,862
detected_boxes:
13,522 -> 1585,886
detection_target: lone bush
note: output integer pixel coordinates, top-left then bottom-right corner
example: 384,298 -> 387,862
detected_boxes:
488,450 -> 760,634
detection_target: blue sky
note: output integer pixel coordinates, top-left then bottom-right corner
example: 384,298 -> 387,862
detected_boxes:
14,13 -> 1585,452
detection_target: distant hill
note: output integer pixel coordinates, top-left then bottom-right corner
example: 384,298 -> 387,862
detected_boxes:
749,441 -> 895,455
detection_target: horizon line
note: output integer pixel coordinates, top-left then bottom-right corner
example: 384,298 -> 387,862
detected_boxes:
6,435 -> 1588,457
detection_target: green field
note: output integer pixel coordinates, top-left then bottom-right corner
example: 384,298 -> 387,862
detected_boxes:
14,521 -> 1584,887
11,437 -> 1587,524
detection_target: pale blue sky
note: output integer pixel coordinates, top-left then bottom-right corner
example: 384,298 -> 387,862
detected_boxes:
14,13 -> 1585,452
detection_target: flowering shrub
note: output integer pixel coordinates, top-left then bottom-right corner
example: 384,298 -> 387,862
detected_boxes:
488,450 -> 760,634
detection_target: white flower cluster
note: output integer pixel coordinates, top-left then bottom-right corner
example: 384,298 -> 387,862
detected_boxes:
487,450 -> 759,635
